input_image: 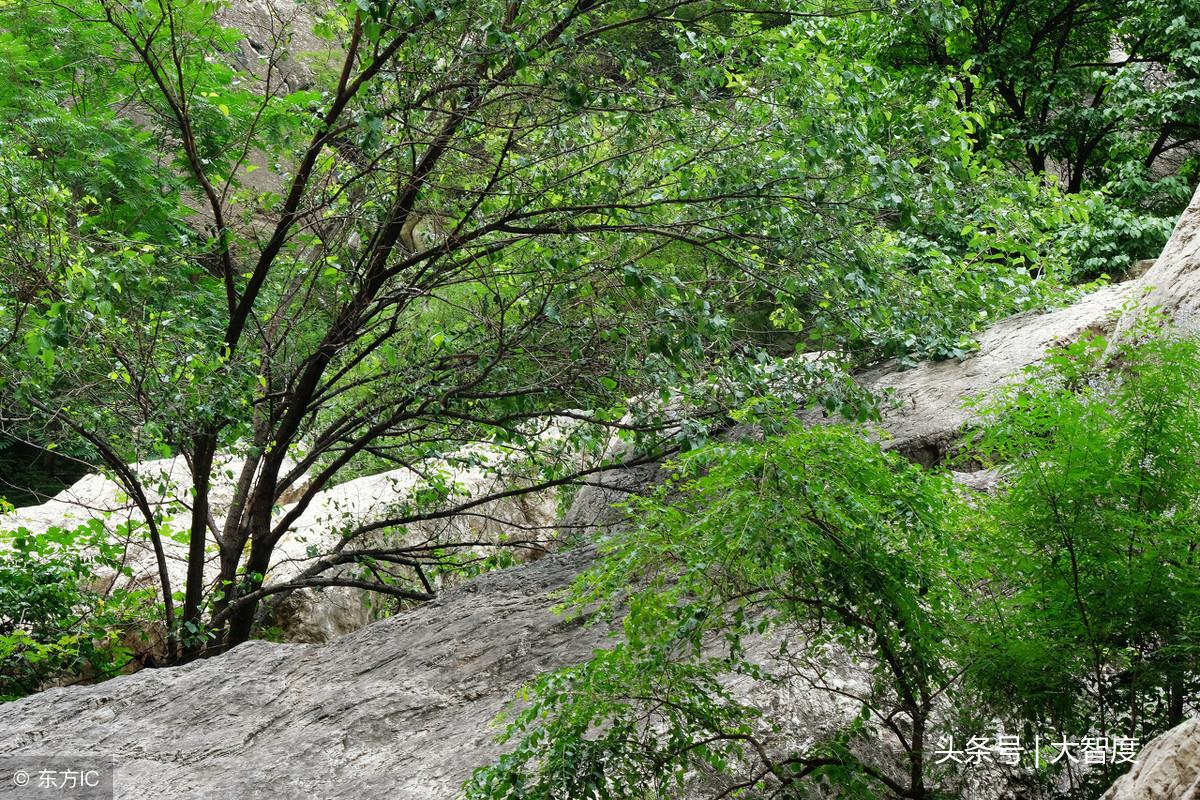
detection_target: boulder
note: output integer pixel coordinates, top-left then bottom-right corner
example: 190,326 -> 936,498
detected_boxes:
0,543 -> 948,800
1100,719 -> 1200,800
0,447 -> 559,645
0,548 -> 608,800
1122,185 -> 1200,332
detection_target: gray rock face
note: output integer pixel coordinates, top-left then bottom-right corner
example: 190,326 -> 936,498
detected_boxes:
1100,718 -> 1200,800
0,548 -> 607,799
854,280 -> 1135,465
1123,183 -> 1200,333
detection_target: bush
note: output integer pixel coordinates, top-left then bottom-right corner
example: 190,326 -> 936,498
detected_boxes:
469,333 -> 1200,800
961,332 -> 1200,794
466,425 -> 972,800
0,510 -> 154,701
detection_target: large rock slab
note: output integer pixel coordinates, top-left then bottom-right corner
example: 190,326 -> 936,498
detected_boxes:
0,542 -> 950,800
855,280 -> 1135,464
0,548 -> 606,799
1122,183 -> 1200,332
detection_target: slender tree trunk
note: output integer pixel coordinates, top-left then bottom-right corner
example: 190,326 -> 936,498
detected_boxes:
206,543 -> 246,655
910,713 -> 928,799
181,435 -> 216,662
1169,671 -> 1185,727
223,536 -> 275,648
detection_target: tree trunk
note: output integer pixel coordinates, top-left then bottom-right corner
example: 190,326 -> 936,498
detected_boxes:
181,436 -> 216,662
221,533 -> 275,650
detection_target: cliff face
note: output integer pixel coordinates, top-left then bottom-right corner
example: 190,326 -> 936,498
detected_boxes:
3,190 -> 1200,798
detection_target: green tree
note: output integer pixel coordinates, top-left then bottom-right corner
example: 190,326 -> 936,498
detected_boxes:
0,0 -> 1078,664
868,0 -> 1200,279
466,425 -> 975,800
962,332 -> 1200,793
885,0 -> 1200,196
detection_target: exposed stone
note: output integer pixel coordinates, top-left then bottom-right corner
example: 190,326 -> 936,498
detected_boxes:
1119,183 -> 1200,334
0,549 -> 608,800
1100,718 -> 1200,800
0,543 -> 968,800
0,447 -> 559,646
854,280 -> 1135,465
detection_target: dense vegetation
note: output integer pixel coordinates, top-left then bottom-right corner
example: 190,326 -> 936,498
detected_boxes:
1,0 -> 1199,796
467,333 -> 1200,799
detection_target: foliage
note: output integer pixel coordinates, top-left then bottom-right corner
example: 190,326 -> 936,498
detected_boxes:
790,171 -> 1098,364
469,331 -> 1200,799
883,0 -> 1200,197
866,0 -> 1200,287
0,0 -> 1110,663
960,332 -> 1200,794
0,509 -> 155,701
466,426 -> 974,799
1051,191 -> 1179,281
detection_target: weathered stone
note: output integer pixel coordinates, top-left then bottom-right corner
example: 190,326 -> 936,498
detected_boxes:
1122,183 -> 1200,332
0,548 -> 607,800
855,280 -> 1135,465
1100,718 -> 1200,800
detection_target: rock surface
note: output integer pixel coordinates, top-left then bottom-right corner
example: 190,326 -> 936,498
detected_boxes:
1100,718 -> 1200,800
1122,183 -> 1200,332
0,542 -> 917,800
0,548 -> 607,799
853,280 -> 1135,465
0,448 -> 558,645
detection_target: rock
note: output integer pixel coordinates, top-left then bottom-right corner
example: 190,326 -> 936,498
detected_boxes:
0,548 -> 608,800
1119,183 -> 1200,334
1100,718 -> 1200,800
854,280 -> 1135,465
1128,258 -> 1158,280
0,542 -> 929,800
216,0 -> 326,94
0,447 -> 559,646
951,468 -> 1004,493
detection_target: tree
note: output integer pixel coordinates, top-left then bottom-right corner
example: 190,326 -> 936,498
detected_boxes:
885,0 -> 1200,197
0,0 -> 1134,667
960,332 -> 1200,795
0,0 -> 932,662
465,424 -> 976,800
